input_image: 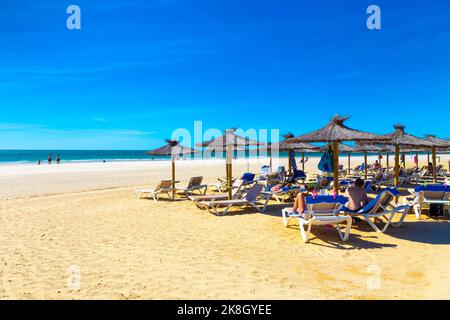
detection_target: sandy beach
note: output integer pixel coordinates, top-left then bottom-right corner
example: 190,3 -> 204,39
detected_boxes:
1,156 -> 449,299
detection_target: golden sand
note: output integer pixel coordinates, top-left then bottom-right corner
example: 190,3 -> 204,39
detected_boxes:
0,156 -> 449,299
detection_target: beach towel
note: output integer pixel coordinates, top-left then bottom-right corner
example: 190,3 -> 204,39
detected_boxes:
318,150 -> 333,173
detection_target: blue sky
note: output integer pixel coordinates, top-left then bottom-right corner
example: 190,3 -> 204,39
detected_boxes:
0,0 -> 449,149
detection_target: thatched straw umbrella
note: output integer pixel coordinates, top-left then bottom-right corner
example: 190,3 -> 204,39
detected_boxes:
424,135 -> 450,180
378,125 -> 434,185
352,143 -> 385,180
287,115 -> 388,193
320,143 -> 355,174
270,132 -> 320,173
147,140 -> 199,196
198,129 -> 264,199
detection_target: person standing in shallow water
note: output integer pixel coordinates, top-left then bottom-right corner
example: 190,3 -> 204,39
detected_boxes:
48,154 -> 52,165
56,154 -> 61,165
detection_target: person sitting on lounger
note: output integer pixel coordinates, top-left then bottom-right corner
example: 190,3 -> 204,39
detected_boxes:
291,192 -> 306,214
427,162 -> 434,176
344,178 -> 369,211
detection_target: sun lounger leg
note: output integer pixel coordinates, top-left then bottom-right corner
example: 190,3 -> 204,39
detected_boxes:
336,218 -> 352,241
413,204 -> 422,220
362,215 -> 383,233
390,206 -> 410,227
282,209 -> 289,227
299,221 -> 310,243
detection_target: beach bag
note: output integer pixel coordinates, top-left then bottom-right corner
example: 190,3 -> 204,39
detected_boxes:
429,203 -> 444,217
318,150 -> 333,173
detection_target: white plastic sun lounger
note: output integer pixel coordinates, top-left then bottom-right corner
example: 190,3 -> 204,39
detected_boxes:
199,184 -> 270,215
341,189 -> 410,233
282,195 -> 352,243
409,185 -> 450,219
134,180 -> 175,201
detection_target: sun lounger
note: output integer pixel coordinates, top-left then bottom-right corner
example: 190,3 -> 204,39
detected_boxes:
283,195 -> 352,243
409,185 -> 450,219
341,189 -> 410,233
198,184 -> 270,215
264,185 -> 302,203
134,180 -> 175,201
176,176 -> 208,197
241,172 -> 257,188
188,180 -> 244,209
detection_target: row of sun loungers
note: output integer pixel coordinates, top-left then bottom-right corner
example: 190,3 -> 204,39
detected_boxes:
133,169 -> 449,244
134,176 -> 208,201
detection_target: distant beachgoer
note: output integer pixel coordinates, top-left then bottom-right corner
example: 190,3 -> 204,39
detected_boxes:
372,160 -> 381,170
38,160 -> 41,165
344,178 -> 369,211
401,153 -> 406,167
48,154 -> 52,165
103,160 -> 106,163
56,154 -> 61,164
413,154 -> 418,167
427,162 -> 434,175
378,154 -> 383,162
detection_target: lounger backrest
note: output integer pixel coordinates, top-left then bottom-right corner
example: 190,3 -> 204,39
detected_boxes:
159,180 -> 173,190
242,173 -> 255,182
231,179 -> 244,196
187,176 -> 203,188
245,184 -> 263,202
423,191 -> 446,200
308,202 -> 341,216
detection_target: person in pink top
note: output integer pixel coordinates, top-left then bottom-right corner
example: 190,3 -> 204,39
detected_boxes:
344,178 -> 369,211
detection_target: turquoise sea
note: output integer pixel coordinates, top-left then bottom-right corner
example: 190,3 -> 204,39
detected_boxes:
0,150 -> 428,164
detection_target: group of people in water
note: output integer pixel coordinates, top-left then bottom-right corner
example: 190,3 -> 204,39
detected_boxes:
38,154 -> 61,165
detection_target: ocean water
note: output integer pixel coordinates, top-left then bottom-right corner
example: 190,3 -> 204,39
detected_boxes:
0,150 -> 290,164
0,150 -> 418,164
0,150 -> 155,164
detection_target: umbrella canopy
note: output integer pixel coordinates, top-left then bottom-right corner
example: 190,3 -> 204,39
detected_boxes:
424,135 -> 450,151
147,140 -> 199,198
288,115 -> 388,192
197,129 -> 264,150
268,132 -> 320,174
320,143 -> 355,153
287,115 -> 388,143
378,125 -> 435,185
199,129 -> 265,199
379,125 -> 434,148
147,140 -> 198,156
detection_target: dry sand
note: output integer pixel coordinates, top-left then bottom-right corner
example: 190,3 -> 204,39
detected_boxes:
0,156 -> 449,299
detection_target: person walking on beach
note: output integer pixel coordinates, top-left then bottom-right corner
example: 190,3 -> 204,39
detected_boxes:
48,154 -> 52,165
56,154 -> 61,165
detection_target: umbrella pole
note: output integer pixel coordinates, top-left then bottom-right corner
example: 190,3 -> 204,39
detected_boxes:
332,141 -> 339,194
302,153 -> 305,172
171,156 -> 176,199
364,151 -> 368,180
348,153 -> 351,174
427,152 -> 430,164
386,152 -> 389,170
432,146 -> 437,183
226,145 -> 233,200
269,148 -> 272,171
394,145 -> 400,186
288,150 -> 292,176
